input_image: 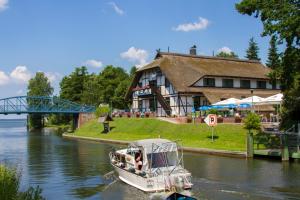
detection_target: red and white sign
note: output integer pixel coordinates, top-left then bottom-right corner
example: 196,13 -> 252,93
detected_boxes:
204,114 -> 217,126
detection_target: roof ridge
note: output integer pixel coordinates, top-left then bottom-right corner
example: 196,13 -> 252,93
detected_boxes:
157,52 -> 261,64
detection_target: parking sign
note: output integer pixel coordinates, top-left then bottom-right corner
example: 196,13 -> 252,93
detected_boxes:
204,114 -> 217,126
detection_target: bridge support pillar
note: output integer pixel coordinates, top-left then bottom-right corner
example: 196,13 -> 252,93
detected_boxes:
247,131 -> 254,158
72,114 -> 79,131
281,134 -> 289,161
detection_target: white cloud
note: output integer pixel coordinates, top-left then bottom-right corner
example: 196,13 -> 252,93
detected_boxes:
45,72 -> 62,83
120,47 -> 148,68
10,66 -> 32,84
84,59 -> 103,68
0,71 -> 9,85
173,17 -> 209,32
217,46 -> 232,54
0,0 -> 8,12
108,2 -> 124,15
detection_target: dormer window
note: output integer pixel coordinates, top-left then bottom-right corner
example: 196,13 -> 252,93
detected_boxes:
222,79 -> 233,88
240,80 -> 250,88
203,78 -> 215,87
257,80 -> 266,89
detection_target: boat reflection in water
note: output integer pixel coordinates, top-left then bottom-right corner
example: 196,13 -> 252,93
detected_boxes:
109,139 -> 193,193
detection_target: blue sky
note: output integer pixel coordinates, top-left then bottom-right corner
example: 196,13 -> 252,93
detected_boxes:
0,0 -> 272,99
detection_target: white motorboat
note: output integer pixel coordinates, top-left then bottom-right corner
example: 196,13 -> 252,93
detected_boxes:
109,139 -> 193,192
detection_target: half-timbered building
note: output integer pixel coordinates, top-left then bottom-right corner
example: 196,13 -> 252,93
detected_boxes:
125,47 -> 280,117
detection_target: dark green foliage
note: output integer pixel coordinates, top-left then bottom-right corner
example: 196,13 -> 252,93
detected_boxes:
236,0 -> 300,128
216,51 -> 238,58
266,36 -> 281,70
27,72 -> 53,129
245,37 -> 260,60
0,164 -> 45,200
58,65 -> 132,119
60,66 -> 89,103
266,35 -> 282,86
129,66 -> 137,78
98,65 -> 130,109
244,113 -> 261,132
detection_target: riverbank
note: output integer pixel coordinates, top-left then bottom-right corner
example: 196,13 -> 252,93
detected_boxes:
63,134 -> 246,158
68,118 -> 247,155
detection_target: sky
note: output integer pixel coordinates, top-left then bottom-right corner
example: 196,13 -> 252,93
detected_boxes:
0,0 -> 273,100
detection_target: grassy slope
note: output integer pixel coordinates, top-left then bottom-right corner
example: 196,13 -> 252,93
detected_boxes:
74,118 -> 247,151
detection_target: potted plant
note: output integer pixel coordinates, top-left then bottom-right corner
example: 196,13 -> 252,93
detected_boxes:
135,112 -> 140,118
235,116 -> 242,123
217,117 -> 223,123
145,112 -> 150,118
127,112 -> 131,118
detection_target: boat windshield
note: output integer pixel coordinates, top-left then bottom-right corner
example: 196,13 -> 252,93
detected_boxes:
147,151 -> 178,168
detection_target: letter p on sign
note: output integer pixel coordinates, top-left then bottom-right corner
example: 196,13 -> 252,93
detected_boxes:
204,114 -> 217,126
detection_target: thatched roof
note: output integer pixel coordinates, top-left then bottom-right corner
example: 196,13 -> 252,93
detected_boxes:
126,52 -> 280,101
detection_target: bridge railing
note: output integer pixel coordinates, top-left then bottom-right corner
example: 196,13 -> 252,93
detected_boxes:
0,96 -> 95,114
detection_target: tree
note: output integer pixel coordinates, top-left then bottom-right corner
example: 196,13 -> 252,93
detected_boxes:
60,66 -> 89,103
266,35 -> 282,86
245,37 -> 260,60
27,72 -> 53,129
82,73 -> 103,106
236,0 -> 300,128
216,51 -> 238,58
129,66 -> 137,78
98,65 -> 130,109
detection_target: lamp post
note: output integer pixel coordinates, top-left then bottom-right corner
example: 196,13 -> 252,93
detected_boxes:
251,89 -> 254,113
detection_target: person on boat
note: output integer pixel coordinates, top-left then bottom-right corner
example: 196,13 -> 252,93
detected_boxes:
135,150 -> 143,170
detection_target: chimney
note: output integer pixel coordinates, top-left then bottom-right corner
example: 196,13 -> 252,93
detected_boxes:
189,45 -> 197,55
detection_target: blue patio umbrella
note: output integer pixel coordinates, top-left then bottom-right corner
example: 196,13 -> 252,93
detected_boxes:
211,105 -> 223,109
199,106 -> 211,111
238,103 -> 251,108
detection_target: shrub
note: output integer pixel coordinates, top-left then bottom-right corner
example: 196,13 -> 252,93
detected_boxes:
208,108 -> 218,115
95,105 -> 110,118
244,113 -> 261,132
0,164 -> 19,200
0,164 -> 45,200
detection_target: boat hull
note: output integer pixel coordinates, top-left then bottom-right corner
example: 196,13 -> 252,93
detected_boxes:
113,164 -> 192,192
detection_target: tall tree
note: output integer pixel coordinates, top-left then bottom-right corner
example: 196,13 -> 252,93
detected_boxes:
236,0 -> 300,128
129,66 -> 137,78
216,51 -> 238,58
82,73 -> 103,106
60,66 -> 89,103
266,35 -> 282,86
27,72 -> 53,129
98,65 -> 129,109
245,37 -> 261,60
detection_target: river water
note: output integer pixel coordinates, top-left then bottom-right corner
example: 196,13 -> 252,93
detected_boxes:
0,119 -> 300,200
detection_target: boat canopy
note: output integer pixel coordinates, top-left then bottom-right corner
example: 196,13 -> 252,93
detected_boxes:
130,139 -> 178,154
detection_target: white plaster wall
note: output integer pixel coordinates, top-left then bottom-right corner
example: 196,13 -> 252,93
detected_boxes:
250,80 -> 256,88
215,77 -> 222,87
233,78 -> 240,88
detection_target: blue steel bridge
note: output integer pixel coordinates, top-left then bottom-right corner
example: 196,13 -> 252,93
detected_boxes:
0,96 -> 95,115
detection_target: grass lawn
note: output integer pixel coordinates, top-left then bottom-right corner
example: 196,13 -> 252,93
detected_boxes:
74,118 -> 247,151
